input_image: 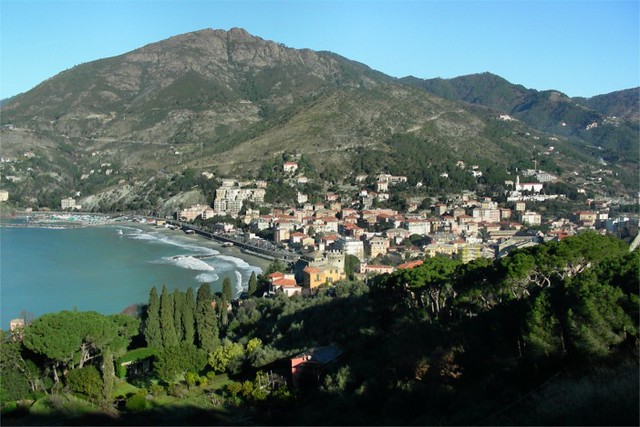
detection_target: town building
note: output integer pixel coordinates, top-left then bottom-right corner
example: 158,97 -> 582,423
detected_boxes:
365,235 -> 390,260
520,211 -> 542,226
283,162 -> 299,174
61,197 -> 80,210
213,186 -> 266,217
302,265 -> 346,289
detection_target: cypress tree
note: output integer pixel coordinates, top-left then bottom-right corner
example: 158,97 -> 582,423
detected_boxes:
100,349 -> 114,407
222,277 -> 233,303
160,285 -> 178,348
183,287 -> 196,345
173,288 -> 185,343
248,272 -> 257,296
220,296 -> 229,326
195,284 -> 218,352
144,287 -> 162,348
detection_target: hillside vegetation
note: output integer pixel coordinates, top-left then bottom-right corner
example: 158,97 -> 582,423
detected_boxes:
1,29 -> 637,210
1,233 -> 638,425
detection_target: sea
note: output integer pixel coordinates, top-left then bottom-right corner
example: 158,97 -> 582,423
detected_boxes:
0,220 -> 263,329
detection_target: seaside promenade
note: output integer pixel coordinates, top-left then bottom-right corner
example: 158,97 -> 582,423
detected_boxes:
168,220 -> 300,263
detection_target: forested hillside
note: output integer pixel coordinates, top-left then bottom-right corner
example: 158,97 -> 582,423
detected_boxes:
1,29 -> 637,211
1,232 -> 638,425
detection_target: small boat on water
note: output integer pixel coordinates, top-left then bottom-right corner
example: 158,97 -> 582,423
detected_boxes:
184,229 -> 195,235
117,229 -> 123,235
221,242 -> 233,247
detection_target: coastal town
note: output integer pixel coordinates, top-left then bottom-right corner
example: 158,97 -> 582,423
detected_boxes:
47,158 -> 632,298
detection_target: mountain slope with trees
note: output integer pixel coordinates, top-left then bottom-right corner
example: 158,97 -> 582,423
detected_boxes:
1,29 -> 636,210
400,72 -> 639,165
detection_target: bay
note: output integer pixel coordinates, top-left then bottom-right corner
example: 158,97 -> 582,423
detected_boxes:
0,223 -> 263,329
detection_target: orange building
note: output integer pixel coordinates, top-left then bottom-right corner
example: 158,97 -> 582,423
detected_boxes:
302,266 -> 346,289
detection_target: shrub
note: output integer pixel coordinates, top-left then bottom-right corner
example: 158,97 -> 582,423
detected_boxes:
67,366 -> 102,400
125,394 -> 148,411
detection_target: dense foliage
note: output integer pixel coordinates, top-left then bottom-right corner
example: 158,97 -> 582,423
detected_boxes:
1,232 -> 638,425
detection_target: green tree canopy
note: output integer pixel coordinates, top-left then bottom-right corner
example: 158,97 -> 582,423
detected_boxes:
23,311 -> 138,382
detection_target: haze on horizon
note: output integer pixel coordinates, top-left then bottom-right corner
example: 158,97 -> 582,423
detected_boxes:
1,0 -> 638,100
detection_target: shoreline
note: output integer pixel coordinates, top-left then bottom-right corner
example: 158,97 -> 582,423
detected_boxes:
1,220 -> 273,327
1,214 -> 274,274
132,223 -> 274,274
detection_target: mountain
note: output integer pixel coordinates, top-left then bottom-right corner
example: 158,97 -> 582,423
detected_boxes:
575,88 -> 640,121
1,29 -> 636,210
400,73 -> 639,164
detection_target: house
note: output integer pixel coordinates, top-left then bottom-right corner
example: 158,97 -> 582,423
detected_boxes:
61,197 -> 79,210
404,218 -> 430,236
268,272 -> 302,296
283,162 -> 299,174
9,318 -> 25,340
459,243 -> 486,263
359,264 -> 395,275
500,208 -> 512,220
341,222 -> 365,238
385,227 -> 410,244
515,176 -> 543,193
290,344 -> 342,387
179,204 -> 210,221
376,180 -> 389,192
424,243 -> 458,258
397,260 -> 424,269
365,235 -> 390,259
434,204 -> 448,216
290,232 -> 315,248
472,208 -> 500,223
297,192 -> 308,204
573,211 -> 597,225
333,237 -> 365,261
520,211 -> 542,226
0,190 -> 8,202
325,192 -> 339,202
302,266 -> 346,289
341,208 -> 358,219
201,206 -> 215,220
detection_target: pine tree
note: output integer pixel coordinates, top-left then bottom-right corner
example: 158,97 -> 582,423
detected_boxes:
248,272 -> 257,296
195,284 -> 218,352
183,287 -> 196,345
144,287 -> 162,348
160,285 -> 179,348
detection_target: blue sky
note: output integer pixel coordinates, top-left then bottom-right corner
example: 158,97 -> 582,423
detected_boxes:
1,0 -> 638,99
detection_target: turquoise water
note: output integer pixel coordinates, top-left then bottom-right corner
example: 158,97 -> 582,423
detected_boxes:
0,224 -> 261,329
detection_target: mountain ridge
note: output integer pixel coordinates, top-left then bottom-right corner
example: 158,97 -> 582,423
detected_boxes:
1,28 -> 636,210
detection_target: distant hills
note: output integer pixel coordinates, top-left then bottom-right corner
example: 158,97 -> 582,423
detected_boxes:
401,73 -> 639,164
1,28 -> 637,210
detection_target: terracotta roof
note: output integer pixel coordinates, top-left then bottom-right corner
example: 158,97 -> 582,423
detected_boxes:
397,260 -> 424,269
273,278 -> 298,287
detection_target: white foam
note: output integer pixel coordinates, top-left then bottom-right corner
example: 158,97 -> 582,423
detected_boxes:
196,272 -> 220,283
163,255 -> 215,271
234,270 -> 244,296
125,227 -> 218,256
216,255 -> 262,274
